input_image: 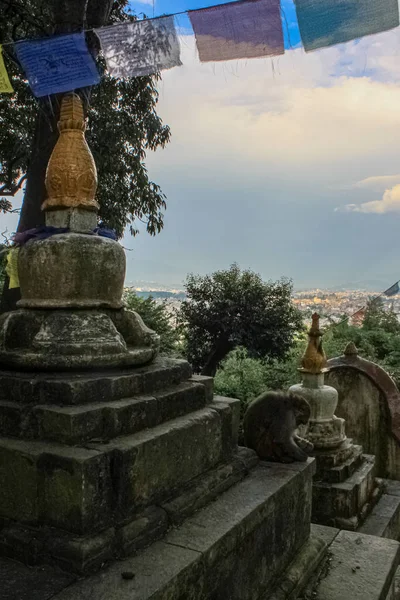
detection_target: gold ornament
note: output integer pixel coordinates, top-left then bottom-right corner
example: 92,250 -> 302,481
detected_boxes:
43,93 -> 98,211
301,313 -> 327,373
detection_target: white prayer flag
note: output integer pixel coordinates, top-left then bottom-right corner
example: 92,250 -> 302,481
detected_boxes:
95,17 -> 181,78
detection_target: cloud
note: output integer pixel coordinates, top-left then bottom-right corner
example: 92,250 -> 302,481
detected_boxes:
353,174 -> 400,190
150,32 -> 400,187
339,184 -> 400,214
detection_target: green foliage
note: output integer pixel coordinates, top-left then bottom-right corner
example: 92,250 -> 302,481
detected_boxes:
214,297 -> 400,411
124,290 -> 182,356
214,348 -> 270,407
214,345 -> 305,411
178,264 -> 304,376
363,297 -> 400,334
0,0 -> 170,238
0,245 -> 6,293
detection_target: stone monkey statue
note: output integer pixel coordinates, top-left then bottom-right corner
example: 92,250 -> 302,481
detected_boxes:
243,391 -> 313,463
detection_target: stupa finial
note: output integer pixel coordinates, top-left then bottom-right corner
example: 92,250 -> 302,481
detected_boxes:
43,93 -> 98,212
344,341 -> 358,356
300,313 -> 327,373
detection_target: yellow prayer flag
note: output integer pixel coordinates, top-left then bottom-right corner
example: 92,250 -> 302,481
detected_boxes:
0,45 -> 13,93
5,247 -> 20,289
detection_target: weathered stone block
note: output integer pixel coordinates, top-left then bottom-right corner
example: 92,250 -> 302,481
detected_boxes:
190,374 -> 214,402
34,396 -> 157,444
0,438 -> 43,523
27,381 -> 207,445
312,530 -> 400,600
166,461 -> 313,600
47,527 -> 115,574
0,372 -> 41,404
18,233 -> 125,310
36,403 -> 105,444
161,447 -> 258,525
269,530 -> 329,600
0,401 -> 26,437
359,492 -> 400,540
115,506 -> 169,556
44,460 -> 314,600
314,440 -> 363,481
40,446 -> 113,534
103,395 -> 158,438
0,554 -> 76,600
0,358 -> 192,406
313,455 -> 377,526
213,395 -> 241,448
153,382 -> 206,424
139,359 -> 192,394
93,407 -> 224,519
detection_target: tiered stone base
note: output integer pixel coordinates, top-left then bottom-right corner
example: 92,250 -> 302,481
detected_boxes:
0,358 -> 256,573
312,439 -> 382,529
23,460 -> 315,600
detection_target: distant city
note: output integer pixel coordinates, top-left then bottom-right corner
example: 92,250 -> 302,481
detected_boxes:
125,281 -> 400,326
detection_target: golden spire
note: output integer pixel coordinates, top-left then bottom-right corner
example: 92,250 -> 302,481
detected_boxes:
42,93 -> 99,212
301,313 -> 327,373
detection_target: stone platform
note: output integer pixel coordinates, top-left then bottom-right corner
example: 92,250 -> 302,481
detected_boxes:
0,358 -> 267,573
299,525 -> 400,600
359,479 -> 400,541
312,453 -> 382,529
0,459 -> 315,600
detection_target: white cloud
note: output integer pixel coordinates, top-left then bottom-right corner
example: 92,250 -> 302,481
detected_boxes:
353,175 -> 400,190
340,184 -> 400,214
150,33 -> 400,186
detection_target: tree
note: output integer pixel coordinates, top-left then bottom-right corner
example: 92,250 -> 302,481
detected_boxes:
0,0 -> 171,310
178,264 -> 303,376
124,290 -> 182,355
362,297 -> 400,335
0,245 -> 6,292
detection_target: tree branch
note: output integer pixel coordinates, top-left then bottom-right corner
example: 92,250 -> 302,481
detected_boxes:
0,173 -> 28,196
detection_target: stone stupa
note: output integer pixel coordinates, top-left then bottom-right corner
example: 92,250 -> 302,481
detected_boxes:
289,314 -> 382,529
0,93 -> 159,371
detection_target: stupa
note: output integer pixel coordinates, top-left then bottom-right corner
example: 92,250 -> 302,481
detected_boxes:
0,93 -> 315,600
289,314 -> 381,529
0,93 -> 159,370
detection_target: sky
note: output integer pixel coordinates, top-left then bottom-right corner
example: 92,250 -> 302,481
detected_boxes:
4,0 -> 400,290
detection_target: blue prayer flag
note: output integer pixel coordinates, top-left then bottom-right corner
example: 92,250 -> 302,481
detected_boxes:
295,0 -> 399,52
384,281 -> 400,297
15,32 -> 100,97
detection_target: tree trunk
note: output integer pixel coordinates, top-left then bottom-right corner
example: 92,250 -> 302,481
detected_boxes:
0,0 -> 113,314
201,338 -> 233,377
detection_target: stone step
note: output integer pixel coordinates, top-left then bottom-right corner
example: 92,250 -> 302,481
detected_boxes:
359,480 -> 400,540
313,454 -> 377,529
87,403 -> 239,522
43,460 -> 315,599
386,567 -> 400,600
0,357 -> 198,406
319,444 -> 363,483
0,447 -> 257,573
301,529 -> 400,600
0,381 -> 208,444
0,400 -> 240,538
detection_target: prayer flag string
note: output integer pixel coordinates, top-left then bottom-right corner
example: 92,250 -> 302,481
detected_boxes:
0,0 -> 399,96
